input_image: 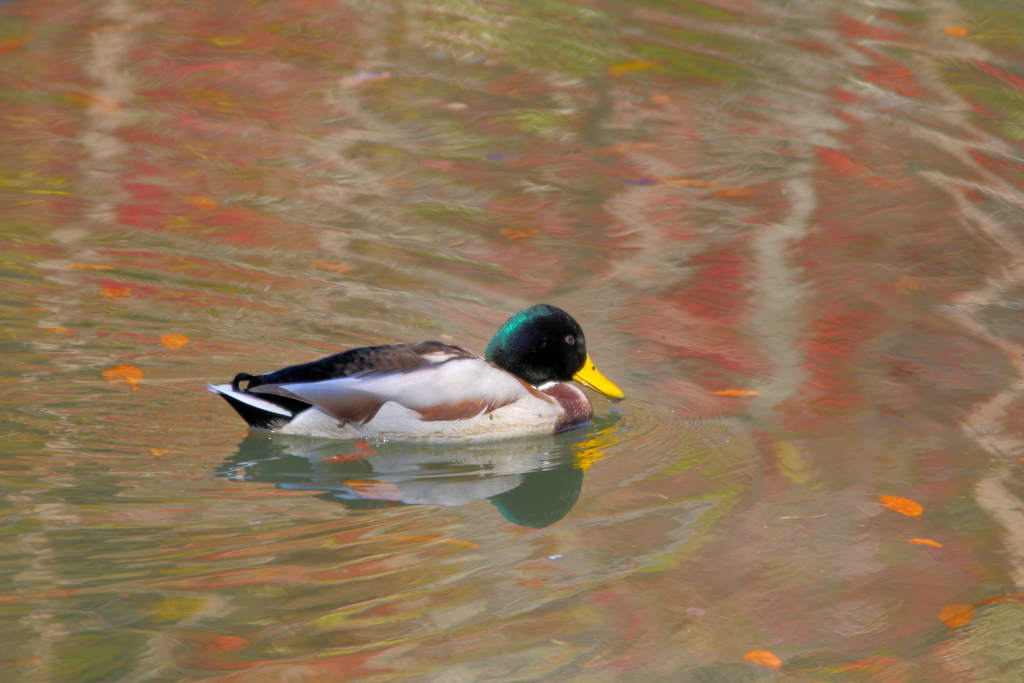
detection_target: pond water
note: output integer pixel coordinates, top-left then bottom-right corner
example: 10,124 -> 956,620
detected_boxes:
4,0 -> 1024,680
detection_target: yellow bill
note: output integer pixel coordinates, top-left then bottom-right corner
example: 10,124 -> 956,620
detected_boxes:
573,354 -> 625,400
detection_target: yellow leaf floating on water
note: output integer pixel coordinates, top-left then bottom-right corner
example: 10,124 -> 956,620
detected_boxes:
103,365 -> 143,390
909,538 -> 943,548
42,325 -> 71,335
744,650 -> 782,671
150,449 -> 169,456
880,495 -> 923,518
943,26 -> 969,37
711,389 -> 762,396
939,603 -> 975,628
160,334 -> 189,349
607,60 -> 660,77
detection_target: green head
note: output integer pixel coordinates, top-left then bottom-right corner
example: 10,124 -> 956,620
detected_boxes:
486,305 -> 624,399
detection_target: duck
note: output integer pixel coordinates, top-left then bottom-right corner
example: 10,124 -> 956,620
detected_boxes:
207,304 -> 624,441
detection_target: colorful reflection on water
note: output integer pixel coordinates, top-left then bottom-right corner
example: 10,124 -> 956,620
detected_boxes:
4,0 -> 1024,679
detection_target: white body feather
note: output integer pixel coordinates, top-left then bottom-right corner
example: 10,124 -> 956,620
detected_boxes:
209,358 -> 569,441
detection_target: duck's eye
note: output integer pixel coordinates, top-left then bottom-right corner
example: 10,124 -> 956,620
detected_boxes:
565,335 -> 575,345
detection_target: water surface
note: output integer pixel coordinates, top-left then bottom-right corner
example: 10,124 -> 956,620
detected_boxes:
4,0 -> 1024,680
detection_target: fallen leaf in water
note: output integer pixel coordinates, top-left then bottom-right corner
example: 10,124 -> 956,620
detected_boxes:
939,603 -> 975,628
880,495 -> 923,517
42,325 -> 71,335
150,449 -> 169,456
103,365 -> 143,390
896,274 -> 920,292
313,261 -> 352,274
715,188 -> 757,198
500,228 -> 540,241
345,479 -> 402,501
909,538 -> 942,548
744,650 -> 782,671
711,389 -> 762,396
26,306 -> 46,311
2,656 -> 42,665
943,26 -> 969,37
185,195 -> 219,210
650,92 -> 671,105
607,60 -> 660,77
160,334 -> 189,349
100,285 -> 132,299
68,264 -> 115,270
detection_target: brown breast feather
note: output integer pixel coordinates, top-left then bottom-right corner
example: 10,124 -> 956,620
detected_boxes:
541,383 -> 593,432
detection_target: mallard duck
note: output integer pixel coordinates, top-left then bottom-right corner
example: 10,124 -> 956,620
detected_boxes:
208,304 -> 624,441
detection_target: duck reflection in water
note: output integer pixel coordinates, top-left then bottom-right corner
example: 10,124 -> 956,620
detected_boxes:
215,411 -> 621,528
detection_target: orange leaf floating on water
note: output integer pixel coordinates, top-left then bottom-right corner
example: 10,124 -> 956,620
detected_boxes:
42,325 -> 71,335
160,334 -> 189,349
607,60 -> 660,77
313,260 -> 352,275
345,479 -> 402,501
909,538 -> 943,548
650,92 -> 671,105
744,650 -> 782,671
150,449 -> 169,456
880,495 -> 923,517
944,26 -> 969,38
100,285 -> 132,299
26,306 -> 46,311
712,389 -> 762,396
185,195 -> 219,210
715,188 -> 757,198
103,365 -> 143,390
500,228 -> 540,241
939,603 -> 975,628
68,264 -> 115,271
